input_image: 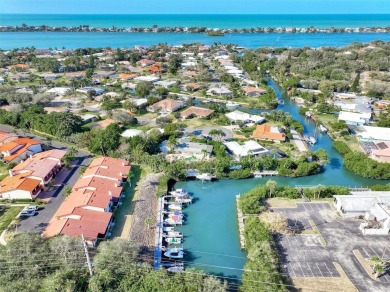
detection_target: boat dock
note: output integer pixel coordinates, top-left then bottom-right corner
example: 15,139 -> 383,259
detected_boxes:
253,170 -> 278,177
236,195 -> 245,249
291,129 -> 310,152
153,197 -> 165,270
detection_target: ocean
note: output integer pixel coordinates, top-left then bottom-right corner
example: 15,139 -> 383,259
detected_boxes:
1,14 -> 390,29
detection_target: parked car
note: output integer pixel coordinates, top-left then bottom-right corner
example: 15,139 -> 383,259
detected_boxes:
20,210 -> 36,217
26,205 -> 39,211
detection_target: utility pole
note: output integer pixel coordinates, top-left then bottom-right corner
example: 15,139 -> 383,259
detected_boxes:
81,234 -> 93,276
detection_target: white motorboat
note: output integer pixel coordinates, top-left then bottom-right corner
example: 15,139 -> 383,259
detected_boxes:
164,218 -> 183,225
309,136 -> 317,145
226,101 -> 240,110
165,237 -> 182,244
164,248 -> 184,259
175,197 -> 192,204
196,173 -> 216,181
319,124 -> 328,133
163,226 -> 175,232
166,213 -> 185,220
164,231 -> 183,238
168,203 -> 182,211
170,189 -> 188,197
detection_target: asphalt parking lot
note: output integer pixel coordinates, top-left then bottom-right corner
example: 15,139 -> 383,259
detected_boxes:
272,202 -> 390,292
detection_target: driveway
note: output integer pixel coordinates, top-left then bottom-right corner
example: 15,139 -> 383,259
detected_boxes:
16,155 -> 92,234
183,126 -> 236,139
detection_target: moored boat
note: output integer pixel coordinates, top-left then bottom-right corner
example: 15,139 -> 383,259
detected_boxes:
167,266 -> 184,273
164,248 -> 184,259
165,237 -> 182,244
195,173 -> 216,181
226,101 -> 240,110
164,218 -> 183,225
168,203 -> 182,211
163,231 -> 183,238
319,124 -> 328,132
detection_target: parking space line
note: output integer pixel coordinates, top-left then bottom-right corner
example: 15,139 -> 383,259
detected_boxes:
316,262 -> 324,277
369,247 -> 380,257
307,263 -> 315,277
361,247 -> 371,258
297,262 -> 307,277
323,262 -> 334,277
288,263 -> 296,277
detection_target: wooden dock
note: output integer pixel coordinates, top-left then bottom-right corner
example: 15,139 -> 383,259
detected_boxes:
236,195 -> 245,249
253,170 -> 279,177
153,197 -> 165,270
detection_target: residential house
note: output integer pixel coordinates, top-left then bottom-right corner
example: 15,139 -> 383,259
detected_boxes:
133,75 -> 160,83
338,111 -> 371,126
225,110 -> 265,124
356,126 -> 390,142
0,138 -> 42,163
137,59 -> 155,67
46,87 -> 71,96
121,129 -> 143,138
0,173 -> 42,200
370,142 -> 390,163
180,106 -> 214,119
43,157 -> 130,245
147,99 -> 184,113
224,140 -> 269,160
154,80 -> 177,88
243,86 -> 266,97
118,73 -> 137,81
251,124 -> 286,142
207,87 -> 233,97
76,86 -> 105,95
184,83 -> 202,92
10,149 -> 67,186
39,73 -> 60,81
161,138 -> 213,161
65,71 -> 86,79
0,130 -> 18,146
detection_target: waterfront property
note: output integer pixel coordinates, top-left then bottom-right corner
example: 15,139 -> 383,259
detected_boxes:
251,124 -> 286,142
224,140 -> 269,160
338,111 -> 371,126
43,157 -> 130,246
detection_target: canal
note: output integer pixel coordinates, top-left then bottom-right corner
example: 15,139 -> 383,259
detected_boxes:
175,78 -> 389,281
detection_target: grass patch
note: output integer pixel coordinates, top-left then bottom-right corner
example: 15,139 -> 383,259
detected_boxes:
308,219 -> 320,234
0,161 -> 9,181
156,174 -> 170,197
265,197 -> 298,208
0,206 -> 24,234
111,165 -> 143,239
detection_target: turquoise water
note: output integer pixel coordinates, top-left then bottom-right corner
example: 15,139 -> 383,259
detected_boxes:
1,32 -> 390,50
1,14 -> 390,28
175,79 -> 390,281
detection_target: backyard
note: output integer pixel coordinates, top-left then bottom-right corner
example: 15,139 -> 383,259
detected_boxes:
0,206 -> 23,234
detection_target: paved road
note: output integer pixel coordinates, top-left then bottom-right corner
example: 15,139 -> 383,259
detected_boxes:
0,124 -> 92,234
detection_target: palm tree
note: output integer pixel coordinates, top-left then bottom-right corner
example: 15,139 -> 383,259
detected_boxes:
209,129 -> 226,142
266,180 -> 277,198
374,264 -> 384,279
67,146 -> 77,157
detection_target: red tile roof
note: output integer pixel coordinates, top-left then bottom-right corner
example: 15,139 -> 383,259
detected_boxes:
252,124 -> 286,141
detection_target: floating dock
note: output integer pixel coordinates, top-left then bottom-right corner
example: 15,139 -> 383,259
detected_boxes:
153,197 -> 165,270
236,195 -> 245,249
253,170 -> 278,177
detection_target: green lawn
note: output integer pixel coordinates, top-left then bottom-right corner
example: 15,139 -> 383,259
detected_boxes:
110,165 -> 142,238
0,206 -> 23,234
0,161 -> 9,181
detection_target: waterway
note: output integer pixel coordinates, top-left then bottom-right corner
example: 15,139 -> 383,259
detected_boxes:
1,32 -> 390,50
175,78 -> 390,281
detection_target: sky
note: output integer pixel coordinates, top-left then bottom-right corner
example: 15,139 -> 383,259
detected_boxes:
1,0 -> 390,14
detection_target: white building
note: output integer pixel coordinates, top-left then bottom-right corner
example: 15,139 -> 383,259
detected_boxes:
46,87 -> 71,96
121,129 -> 143,138
225,110 -> 265,124
356,126 -> 390,142
338,111 -> 371,126
133,76 -> 160,83
224,140 -> 269,159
